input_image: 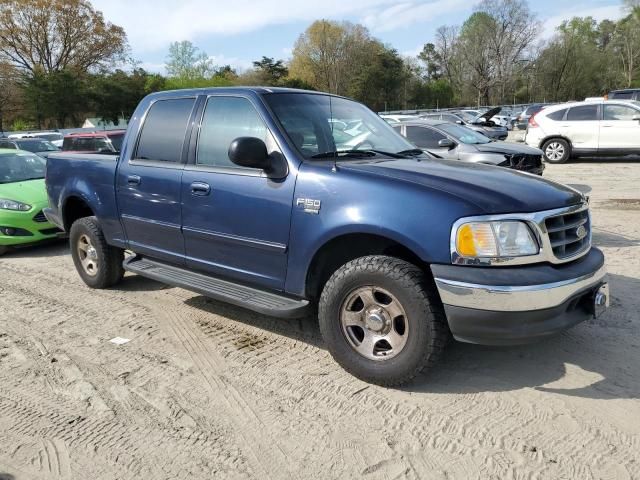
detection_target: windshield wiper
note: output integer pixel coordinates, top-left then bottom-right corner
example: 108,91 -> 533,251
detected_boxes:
396,149 -> 425,157
311,150 -> 377,159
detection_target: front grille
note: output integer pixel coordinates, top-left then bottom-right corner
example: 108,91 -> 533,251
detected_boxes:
506,154 -> 542,172
33,210 -> 48,223
545,208 -> 590,259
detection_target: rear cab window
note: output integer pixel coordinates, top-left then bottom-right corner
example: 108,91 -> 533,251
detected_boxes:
135,97 -> 196,163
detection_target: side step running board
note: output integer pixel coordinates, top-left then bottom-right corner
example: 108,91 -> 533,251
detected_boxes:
123,256 -> 310,319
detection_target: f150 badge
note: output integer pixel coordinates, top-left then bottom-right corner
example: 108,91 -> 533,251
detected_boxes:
297,198 -> 321,214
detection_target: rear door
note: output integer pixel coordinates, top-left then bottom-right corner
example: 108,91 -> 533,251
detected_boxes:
562,104 -> 600,152
599,103 -> 640,151
180,94 -> 295,290
116,96 -> 198,265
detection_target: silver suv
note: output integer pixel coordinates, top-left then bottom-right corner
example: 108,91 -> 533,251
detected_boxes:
525,100 -> 640,163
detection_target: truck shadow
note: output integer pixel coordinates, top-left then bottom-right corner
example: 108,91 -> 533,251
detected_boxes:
183,273 -> 639,401
592,228 -> 640,248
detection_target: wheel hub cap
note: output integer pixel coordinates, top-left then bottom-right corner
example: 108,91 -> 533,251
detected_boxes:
77,234 -> 99,277
340,286 -> 409,361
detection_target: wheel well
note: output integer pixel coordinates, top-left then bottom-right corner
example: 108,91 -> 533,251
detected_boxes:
62,196 -> 94,231
305,233 -> 428,300
540,136 -> 572,151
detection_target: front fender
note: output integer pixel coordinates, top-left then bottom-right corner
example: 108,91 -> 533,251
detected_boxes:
284,162 -> 483,296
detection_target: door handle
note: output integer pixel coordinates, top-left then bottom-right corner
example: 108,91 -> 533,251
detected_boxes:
190,181 -> 211,196
127,175 -> 141,186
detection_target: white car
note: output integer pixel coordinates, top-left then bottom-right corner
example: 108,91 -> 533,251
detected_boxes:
525,100 -> 640,163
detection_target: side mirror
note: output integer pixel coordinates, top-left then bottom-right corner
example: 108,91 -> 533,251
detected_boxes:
633,115 -> 640,122
438,138 -> 455,149
228,137 -> 288,178
455,120 -> 464,125
229,137 -> 270,170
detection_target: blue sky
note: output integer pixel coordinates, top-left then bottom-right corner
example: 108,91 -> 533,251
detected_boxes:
91,0 -> 626,74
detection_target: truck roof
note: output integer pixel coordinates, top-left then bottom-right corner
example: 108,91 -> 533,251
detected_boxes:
65,130 -> 126,138
143,86 -> 344,101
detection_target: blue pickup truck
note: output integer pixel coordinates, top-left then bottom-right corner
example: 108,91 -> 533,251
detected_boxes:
44,87 -> 609,386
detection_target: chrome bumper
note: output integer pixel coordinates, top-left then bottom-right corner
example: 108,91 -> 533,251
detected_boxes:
434,264 -> 608,312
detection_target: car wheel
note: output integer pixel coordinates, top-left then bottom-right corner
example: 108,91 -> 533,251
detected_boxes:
542,138 -> 571,164
318,256 -> 449,387
70,216 -> 124,289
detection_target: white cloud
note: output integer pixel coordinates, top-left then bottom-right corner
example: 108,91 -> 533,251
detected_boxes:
541,4 -> 626,39
91,0 -> 469,53
208,54 -> 254,72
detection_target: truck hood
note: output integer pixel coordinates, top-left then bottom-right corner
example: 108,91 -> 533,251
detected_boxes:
472,106 -> 502,124
473,141 -> 542,156
338,158 -> 582,214
0,179 -> 48,205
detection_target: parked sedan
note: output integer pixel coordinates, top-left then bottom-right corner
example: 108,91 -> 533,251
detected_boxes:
0,138 -> 60,158
420,111 -> 508,140
395,119 -> 545,175
0,150 -> 61,255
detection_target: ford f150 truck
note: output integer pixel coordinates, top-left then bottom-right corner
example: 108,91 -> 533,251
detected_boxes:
44,88 -> 609,386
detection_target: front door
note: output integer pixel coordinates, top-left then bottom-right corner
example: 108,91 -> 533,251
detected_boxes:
117,96 -> 197,265
599,103 -> 640,151
181,95 -> 295,290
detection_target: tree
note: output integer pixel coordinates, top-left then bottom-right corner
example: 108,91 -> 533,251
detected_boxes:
0,62 -> 21,132
289,20 -> 373,95
252,56 -> 288,84
165,41 -> 215,80
417,43 -> 443,80
90,68 -> 152,125
0,0 -> 128,74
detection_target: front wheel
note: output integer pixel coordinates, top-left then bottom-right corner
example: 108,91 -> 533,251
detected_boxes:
542,138 -> 571,164
70,216 -> 124,289
318,256 -> 448,387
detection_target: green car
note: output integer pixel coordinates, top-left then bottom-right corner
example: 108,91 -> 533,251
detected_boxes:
0,149 -> 61,255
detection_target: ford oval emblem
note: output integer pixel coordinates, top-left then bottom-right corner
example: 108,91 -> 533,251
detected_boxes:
576,225 -> 587,240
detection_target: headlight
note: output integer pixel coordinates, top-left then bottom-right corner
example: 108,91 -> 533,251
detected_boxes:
0,198 -> 32,211
455,221 -> 538,258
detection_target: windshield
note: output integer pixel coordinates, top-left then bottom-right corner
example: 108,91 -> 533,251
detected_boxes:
438,123 -> 492,144
0,153 -> 46,183
456,111 -> 476,122
108,133 -> 125,153
16,139 -> 59,152
36,133 -> 63,142
263,93 -> 417,158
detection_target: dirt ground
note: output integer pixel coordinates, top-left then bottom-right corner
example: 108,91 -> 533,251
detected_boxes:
1,160 -> 639,480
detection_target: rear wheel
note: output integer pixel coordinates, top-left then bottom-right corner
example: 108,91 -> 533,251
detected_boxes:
318,256 -> 448,387
542,138 -> 571,164
70,216 -> 124,289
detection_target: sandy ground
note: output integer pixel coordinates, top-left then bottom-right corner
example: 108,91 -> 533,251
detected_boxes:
0,160 -> 639,480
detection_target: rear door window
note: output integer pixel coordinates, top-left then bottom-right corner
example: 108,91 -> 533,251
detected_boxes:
135,98 -> 196,163
406,126 -> 446,148
566,105 -> 599,121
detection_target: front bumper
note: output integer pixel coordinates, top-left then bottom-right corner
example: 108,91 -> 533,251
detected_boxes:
0,205 -> 63,247
431,247 -> 608,345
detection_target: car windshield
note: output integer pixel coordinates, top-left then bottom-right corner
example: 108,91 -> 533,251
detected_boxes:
456,111 -> 476,122
16,139 -> 59,152
0,152 -> 46,183
263,93 -> 418,158
108,133 -> 124,152
36,133 -> 63,142
437,123 -> 492,144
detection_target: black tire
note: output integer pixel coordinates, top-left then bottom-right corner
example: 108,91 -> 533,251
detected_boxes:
69,216 -> 124,289
542,138 -> 571,164
318,256 -> 448,387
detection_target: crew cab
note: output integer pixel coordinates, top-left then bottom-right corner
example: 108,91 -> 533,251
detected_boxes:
44,88 -> 609,386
